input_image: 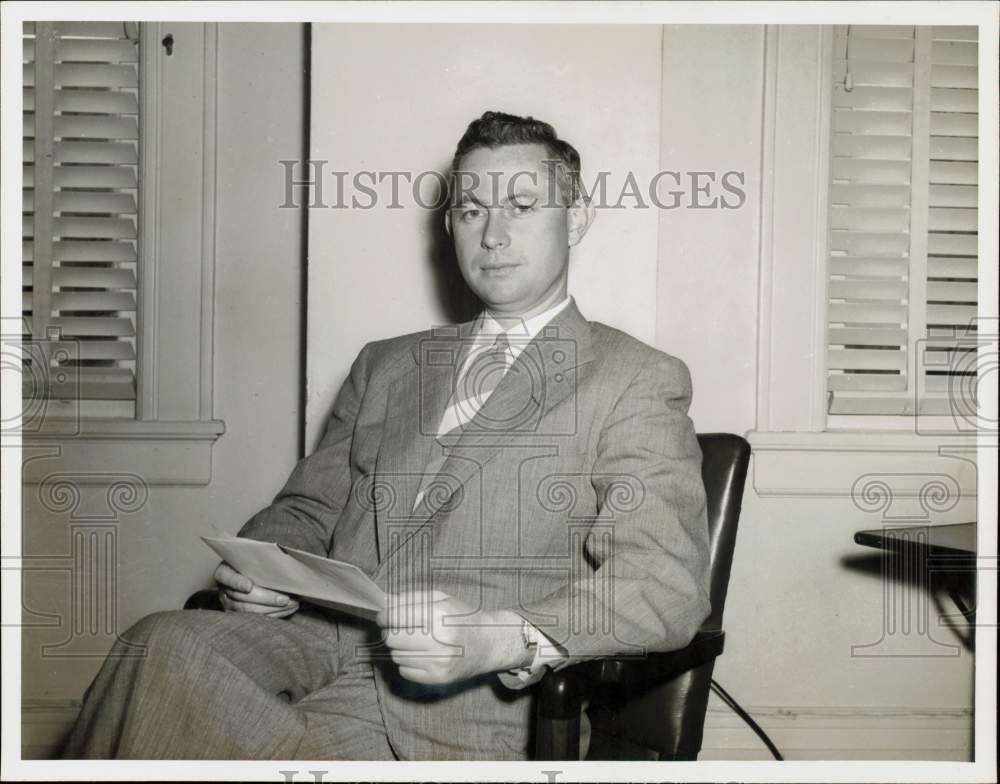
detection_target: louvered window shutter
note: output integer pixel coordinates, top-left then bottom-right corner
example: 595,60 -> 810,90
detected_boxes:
23,21 -> 140,413
826,25 -> 979,416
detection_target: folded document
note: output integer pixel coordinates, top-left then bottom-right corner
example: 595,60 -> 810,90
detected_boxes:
202,535 -> 385,619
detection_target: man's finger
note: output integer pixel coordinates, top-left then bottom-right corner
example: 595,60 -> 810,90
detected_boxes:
223,584 -> 291,607
214,562 -> 253,593
221,594 -> 299,616
384,629 -> 439,651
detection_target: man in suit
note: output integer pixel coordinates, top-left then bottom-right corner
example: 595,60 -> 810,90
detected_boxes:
64,111 -> 710,760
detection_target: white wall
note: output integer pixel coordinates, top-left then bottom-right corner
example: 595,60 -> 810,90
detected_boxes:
21,23 -> 306,756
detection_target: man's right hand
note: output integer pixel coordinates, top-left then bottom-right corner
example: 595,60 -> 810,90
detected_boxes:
214,561 -> 299,618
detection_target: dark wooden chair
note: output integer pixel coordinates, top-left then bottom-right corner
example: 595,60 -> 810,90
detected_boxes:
535,433 -> 750,760
187,433 -> 751,762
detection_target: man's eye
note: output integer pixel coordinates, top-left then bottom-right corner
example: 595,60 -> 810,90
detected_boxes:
510,202 -> 536,215
461,209 -> 484,221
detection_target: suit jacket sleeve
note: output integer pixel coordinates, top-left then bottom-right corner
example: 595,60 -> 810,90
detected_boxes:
503,352 -> 711,688
237,342 -> 373,555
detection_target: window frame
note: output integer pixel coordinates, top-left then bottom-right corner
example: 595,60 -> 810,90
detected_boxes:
20,22 -> 224,486
748,24 -> 978,498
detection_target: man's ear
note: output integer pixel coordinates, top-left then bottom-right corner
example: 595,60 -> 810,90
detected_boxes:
567,198 -> 595,247
444,208 -> 452,236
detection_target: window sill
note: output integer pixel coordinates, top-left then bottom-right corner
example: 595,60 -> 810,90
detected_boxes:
747,429 -> 978,499
21,418 -> 225,486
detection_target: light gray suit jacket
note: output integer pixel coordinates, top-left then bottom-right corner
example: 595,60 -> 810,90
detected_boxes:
239,300 -> 710,759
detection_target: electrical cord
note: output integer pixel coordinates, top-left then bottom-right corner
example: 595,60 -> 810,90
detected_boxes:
710,679 -> 784,761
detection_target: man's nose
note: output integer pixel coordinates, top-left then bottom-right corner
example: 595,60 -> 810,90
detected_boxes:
481,209 -> 509,250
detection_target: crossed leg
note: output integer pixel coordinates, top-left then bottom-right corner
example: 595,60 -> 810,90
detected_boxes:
62,607 -> 395,760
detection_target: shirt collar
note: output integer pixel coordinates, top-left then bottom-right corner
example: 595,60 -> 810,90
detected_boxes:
478,297 -> 572,343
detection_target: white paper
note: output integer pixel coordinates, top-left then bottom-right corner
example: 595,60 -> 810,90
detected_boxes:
202,535 -> 385,618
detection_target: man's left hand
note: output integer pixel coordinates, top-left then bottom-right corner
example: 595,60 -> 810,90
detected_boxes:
375,591 -> 531,685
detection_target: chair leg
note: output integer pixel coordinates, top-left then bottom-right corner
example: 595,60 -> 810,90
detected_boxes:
535,668 -> 585,760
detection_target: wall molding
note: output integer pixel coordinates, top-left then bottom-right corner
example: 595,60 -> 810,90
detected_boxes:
701,703 -> 973,761
20,698 -> 974,761
748,430 -> 978,498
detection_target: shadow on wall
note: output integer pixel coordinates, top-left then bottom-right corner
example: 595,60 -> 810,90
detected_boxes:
425,196 -> 481,326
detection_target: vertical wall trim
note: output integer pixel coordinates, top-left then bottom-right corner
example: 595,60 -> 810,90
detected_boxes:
199,23 -> 219,420
137,22 -> 161,420
755,25 -> 779,431
809,26 -> 834,429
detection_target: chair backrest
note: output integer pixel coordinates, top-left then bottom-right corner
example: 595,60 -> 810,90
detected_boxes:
697,433 -> 751,631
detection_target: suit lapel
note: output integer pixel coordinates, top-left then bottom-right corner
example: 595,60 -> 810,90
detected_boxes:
408,300 -> 597,524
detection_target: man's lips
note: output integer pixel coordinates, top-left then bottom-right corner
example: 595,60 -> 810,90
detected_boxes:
480,262 -> 520,271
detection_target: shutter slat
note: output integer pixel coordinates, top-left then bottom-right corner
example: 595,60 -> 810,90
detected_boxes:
56,38 -> 138,63
927,206 -> 977,232
833,109 -> 912,136
47,367 -> 136,401
931,26 -> 978,42
828,327 -> 908,346
54,63 -> 137,89
51,165 -> 137,189
834,35 -> 914,62
829,231 -> 910,256
931,40 -> 978,66
828,302 -> 908,323
929,112 -> 979,137
833,60 -> 914,87
56,116 -> 139,140
51,291 -> 136,312
54,192 -> 135,216
829,279 -> 908,300
48,340 -> 136,361
54,191 -> 136,215
54,241 -> 136,262
830,183 -> 910,208
51,267 -> 136,289
26,22 -> 134,37
927,233 -> 977,255
930,65 -> 978,89
929,184 -> 977,208
831,158 -> 910,184
829,374 -> 908,393
54,89 -> 138,114
830,206 -> 910,233
929,136 -> 978,161
929,160 -> 977,184
54,141 -> 137,164
827,349 -> 907,371
829,256 -> 909,277
927,256 -> 977,277
51,316 -> 135,337
930,87 -> 978,112
849,26 -> 916,39
54,216 -> 136,239
832,134 -> 912,161
926,304 -> 977,325
926,281 -> 978,301
834,86 -> 913,112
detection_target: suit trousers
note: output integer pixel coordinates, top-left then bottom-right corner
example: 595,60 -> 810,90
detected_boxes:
61,607 -> 396,760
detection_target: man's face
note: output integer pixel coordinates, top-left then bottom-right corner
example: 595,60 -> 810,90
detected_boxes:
447,143 -> 587,318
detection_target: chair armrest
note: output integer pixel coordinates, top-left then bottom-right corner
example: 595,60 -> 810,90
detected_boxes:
184,589 -> 224,611
535,630 -> 725,759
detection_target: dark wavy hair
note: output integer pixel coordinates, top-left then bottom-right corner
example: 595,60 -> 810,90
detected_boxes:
450,111 -> 583,205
